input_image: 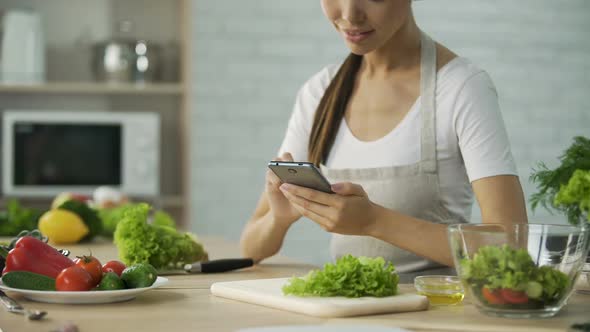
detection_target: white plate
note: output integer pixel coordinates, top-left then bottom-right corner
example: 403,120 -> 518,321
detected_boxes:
0,276 -> 169,304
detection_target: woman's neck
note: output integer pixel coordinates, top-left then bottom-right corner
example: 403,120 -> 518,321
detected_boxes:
360,15 -> 422,78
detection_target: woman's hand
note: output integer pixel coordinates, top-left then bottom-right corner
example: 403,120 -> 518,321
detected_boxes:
279,181 -> 377,236
265,152 -> 302,226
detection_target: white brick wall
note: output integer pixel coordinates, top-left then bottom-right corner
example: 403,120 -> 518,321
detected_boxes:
190,1 -> 590,264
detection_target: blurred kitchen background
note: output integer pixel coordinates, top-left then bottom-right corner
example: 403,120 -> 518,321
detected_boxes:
0,0 -> 588,264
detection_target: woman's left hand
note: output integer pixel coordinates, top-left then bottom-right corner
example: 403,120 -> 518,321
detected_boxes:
279,182 -> 377,236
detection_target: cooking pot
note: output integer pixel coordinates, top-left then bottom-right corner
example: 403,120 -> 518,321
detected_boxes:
92,39 -> 161,83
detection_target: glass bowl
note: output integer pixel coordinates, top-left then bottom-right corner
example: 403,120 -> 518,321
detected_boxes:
448,223 -> 589,318
414,275 -> 464,306
582,262 -> 590,289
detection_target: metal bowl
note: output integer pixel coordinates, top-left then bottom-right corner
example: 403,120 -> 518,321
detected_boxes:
92,39 -> 161,83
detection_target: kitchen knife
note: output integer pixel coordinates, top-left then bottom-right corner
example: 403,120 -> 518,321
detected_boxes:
158,258 -> 255,275
185,258 -> 254,273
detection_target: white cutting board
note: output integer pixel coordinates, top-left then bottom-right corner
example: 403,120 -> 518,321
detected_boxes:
210,278 -> 429,318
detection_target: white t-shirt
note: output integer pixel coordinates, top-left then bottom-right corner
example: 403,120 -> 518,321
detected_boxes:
278,57 -> 518,221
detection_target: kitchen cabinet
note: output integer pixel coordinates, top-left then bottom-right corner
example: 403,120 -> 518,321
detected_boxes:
0,0 -> 193,227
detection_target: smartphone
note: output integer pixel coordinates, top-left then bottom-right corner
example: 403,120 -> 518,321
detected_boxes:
268,161 -> 333,193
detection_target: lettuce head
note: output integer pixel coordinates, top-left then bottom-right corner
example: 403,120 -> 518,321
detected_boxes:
113,203 -> 208,270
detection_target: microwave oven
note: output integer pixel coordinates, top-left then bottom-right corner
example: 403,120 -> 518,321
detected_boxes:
2,111 -> 159,197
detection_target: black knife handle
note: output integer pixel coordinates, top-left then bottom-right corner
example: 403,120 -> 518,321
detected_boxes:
201,258 -> 254,273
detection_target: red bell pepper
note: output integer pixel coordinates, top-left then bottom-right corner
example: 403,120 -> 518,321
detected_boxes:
2,236 -> 74,278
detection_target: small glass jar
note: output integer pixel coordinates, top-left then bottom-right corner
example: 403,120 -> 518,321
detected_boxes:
414,275 -> 464,306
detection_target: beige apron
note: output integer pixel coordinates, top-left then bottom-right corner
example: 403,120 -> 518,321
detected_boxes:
320,33 -> 467,282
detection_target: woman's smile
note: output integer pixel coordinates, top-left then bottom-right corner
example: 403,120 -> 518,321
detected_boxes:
341,29 -> 375,43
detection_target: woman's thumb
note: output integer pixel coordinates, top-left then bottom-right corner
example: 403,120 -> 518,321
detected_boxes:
331,182 -> 364,196
282,152 -> 294,161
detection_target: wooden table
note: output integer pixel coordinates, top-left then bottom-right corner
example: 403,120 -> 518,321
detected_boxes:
1,237 -> 588,332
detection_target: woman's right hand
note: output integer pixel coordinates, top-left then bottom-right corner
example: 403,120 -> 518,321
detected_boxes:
266,152 -> 302,226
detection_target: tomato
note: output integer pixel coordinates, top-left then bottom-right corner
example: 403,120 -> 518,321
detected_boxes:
56,266 -> 95,291
500,288 -> 529,304
102,260 -> 126,277
74,255 -> 102,284
482,287 -> 506,305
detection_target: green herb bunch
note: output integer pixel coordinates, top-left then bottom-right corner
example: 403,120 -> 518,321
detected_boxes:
282,255 -> 399,298
0,200 -> 45,236
530,136 -> 590,225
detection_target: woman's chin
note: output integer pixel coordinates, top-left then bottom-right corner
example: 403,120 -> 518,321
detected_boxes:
343,40 -> 378,56
347,46 -> 374,56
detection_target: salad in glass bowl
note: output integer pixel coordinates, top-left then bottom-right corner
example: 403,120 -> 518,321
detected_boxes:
448,223 -> 588,318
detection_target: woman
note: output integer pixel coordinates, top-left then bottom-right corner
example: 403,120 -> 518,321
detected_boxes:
240,0 -> 528,280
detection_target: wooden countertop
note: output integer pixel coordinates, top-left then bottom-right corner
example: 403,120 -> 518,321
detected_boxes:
1,237 -> 588,332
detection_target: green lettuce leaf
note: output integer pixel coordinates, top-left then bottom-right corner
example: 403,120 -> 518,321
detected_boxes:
99,203 -> 177,237
555,169 -> 590,223
113,203 -> 207,270
282,255 -> 399,298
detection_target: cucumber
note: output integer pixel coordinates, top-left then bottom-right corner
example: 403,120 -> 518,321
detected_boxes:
525,281 -> 543,299
2,271 -> 56,291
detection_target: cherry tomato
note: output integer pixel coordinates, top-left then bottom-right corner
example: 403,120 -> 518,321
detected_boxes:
102,260 -> 127,277
56,266 -> 95,291
481,287 -> 506,305
500,288 -> 529,304
74,255 -> 102,284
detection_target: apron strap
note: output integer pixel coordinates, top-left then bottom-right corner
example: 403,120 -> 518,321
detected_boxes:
419,32 -> 438,174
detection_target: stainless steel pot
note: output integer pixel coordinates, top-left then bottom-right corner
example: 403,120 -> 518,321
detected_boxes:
92,39 -> 161,83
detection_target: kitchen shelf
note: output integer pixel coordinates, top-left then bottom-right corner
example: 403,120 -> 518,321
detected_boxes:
0,195 -> 186,208
0,82 -> 183,95
0,0 -> 191,227
151,195 -> 186,207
